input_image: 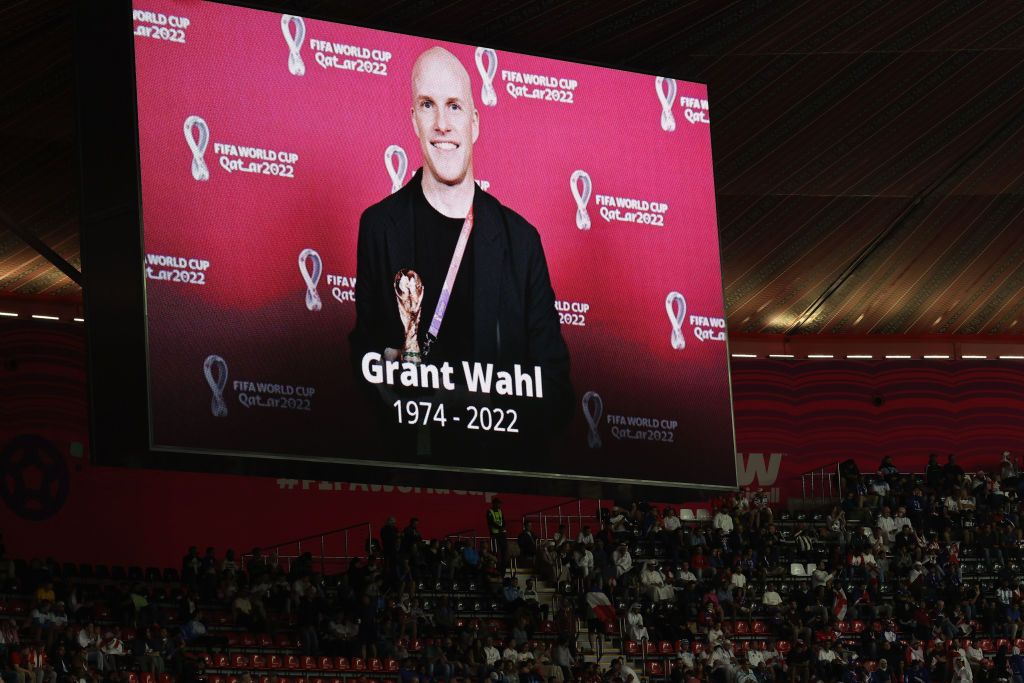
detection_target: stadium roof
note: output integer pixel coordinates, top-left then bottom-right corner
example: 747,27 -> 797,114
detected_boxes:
2,0 -> 1023,339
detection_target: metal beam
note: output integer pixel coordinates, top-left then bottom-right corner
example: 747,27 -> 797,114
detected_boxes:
0,207 -> 83,286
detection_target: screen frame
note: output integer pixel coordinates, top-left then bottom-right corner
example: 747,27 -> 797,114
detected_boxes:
78,0 -> 739,500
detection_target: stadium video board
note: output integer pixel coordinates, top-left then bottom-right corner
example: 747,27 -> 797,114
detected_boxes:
126,0 -> 736,491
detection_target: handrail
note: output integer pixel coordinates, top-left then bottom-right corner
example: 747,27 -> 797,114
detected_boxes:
796,462 -> 841,502
445,527 -> 484,551
247,520 -> 374,575
522,498 -> 602,543
257,521 -> 376,552
520,498 -> 582,519
793,461 -> 841,478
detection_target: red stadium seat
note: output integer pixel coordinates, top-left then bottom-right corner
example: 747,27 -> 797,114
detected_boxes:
267,655 -> 282,669
864,661 -> 877,672
604,621 -> 618,635
259,677 -> 270,683
351,657 -> 366,671
776,641 -> 791,655
851,620 -> 866,633
734,622 -> 749,635
659,641 -> 675,655
643,640 -> 659,655
335,658 -> 350,671
978,639 -> 994,653
250,655 -> 267,669
301,656 -> 317,670
140,673 -> 155,683
274,633 -> 294,648
369,658 -> 383,672
645,661 -> 664,677
836,622 -> 850,634
241,633 -> 257,647
231,655 -> 248,669
1015,639 -> 1024,652
996,638 -> 1010,652
317,657 -> 333,671
225,632 -> 241,646
285,656 -> 300,670
214,655 -> 230,668
540,621 -> 555,634
691,642 -> 704,655
386,659 -> 399,672
208,677 -> 224,683
752,621 -> 767,634
625,641 -> 642,656
258,634 -> 273,648
125,674 -> 139,683
408,640 -> 422,652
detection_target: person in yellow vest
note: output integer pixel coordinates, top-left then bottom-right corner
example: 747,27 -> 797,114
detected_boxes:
487,498 -> 507,568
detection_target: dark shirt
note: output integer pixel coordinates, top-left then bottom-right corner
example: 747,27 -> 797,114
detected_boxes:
413,179 -> 475,363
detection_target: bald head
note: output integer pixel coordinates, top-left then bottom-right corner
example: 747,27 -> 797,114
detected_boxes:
411,47 -> 474,110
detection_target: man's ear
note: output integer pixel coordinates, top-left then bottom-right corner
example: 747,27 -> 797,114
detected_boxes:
472,108 -> 480,144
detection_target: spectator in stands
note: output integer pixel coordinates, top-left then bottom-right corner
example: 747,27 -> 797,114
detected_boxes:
572,543 -> 593,584
517,521 -> 537,564
612,544 -> 632,578
639,562 -> 673,603
76,623 -> 104,672
486,500 -> 508,567
129,627 -> 163,675
712,506 -> 734,536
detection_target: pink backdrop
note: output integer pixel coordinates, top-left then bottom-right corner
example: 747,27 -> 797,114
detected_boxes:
132,0 -> 733,487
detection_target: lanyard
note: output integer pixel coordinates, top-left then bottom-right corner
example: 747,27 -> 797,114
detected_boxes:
422,205 -> 474,359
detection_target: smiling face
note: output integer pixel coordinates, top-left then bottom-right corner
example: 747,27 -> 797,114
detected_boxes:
411,48 -> 479,187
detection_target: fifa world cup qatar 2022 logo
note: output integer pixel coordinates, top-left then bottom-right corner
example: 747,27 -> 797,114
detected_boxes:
665,292 -> 687,350
569,170 -> 592,231
474,47 -> 498,107
281,14 -> 306,76
384,145 -> 408,194
655,76 -> 677,132
298,248 -> 323,311
203,354 -> 229,417
581,391 -> 603,450
183,115 -> 210,181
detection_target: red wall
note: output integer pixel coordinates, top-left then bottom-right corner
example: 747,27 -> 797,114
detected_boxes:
2,322 -> 1023,567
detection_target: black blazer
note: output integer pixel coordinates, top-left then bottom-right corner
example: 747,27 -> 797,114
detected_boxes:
349,168 -> 574,432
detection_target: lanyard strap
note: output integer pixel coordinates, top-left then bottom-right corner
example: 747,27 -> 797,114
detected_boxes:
422,206 -> 474,359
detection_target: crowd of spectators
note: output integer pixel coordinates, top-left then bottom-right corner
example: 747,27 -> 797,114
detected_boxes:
3,453 -> 1024,683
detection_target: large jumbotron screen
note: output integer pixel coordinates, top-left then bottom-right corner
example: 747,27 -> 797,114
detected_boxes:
130,0 -> 736,491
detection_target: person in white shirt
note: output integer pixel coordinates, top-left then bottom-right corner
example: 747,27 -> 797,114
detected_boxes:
811,564 -> 834,589
736,660 -> 759,683
617,659 -> 640,683
677,562 -> 698,584
713,508 -> 735,534
663,508 -> 681,533
877,507 -> 898,543
625,604 -> 649,641
731,569 -> 748,591
576,526 -> 595,547
77,623 -> 105,671
893,507 -> 912,532
640,562 -> 674,602
613,544 -> 633,577
501,643 -> 518,662
762,583 -> 783,617
483,637 -> 501,666
573,544 -> 594,579
708,643 -> 737,679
